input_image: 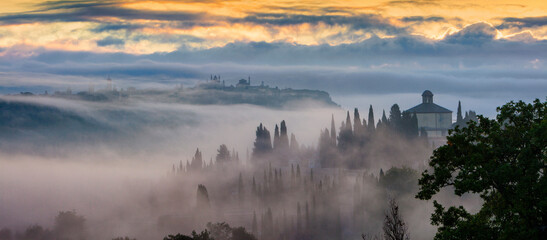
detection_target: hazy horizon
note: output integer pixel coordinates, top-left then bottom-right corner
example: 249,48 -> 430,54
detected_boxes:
0,1 -> 545,240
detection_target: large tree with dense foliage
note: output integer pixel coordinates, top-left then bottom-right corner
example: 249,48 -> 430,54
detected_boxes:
252,123 -> 272,158
163,230 -> 212,240
417,99 -> 547,240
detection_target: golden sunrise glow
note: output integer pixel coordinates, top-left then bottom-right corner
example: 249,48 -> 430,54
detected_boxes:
0,0 -> 545,54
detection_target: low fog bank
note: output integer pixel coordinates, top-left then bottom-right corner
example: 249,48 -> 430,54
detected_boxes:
0,156 -> 482,240
0,95 -> 341,160
0,96 -> 485,240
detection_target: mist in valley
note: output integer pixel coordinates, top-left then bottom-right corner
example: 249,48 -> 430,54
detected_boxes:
0,95 -> 484,240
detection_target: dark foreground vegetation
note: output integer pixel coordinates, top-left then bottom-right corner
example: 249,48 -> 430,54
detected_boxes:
418,99 -> 547,239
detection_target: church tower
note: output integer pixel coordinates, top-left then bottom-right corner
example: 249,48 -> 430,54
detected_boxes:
422,90 -> 433,104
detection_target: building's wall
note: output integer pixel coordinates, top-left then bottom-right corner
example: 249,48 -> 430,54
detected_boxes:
416,112 -> 452,137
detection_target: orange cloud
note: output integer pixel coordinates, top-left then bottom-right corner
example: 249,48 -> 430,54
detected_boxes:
0,0 -> 545,53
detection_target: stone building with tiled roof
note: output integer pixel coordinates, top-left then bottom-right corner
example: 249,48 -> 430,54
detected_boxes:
405,90 -> 452,137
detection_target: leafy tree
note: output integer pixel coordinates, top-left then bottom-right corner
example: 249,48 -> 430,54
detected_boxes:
207,222 -> 231,240
417,99 -> 547,240
216,144 -> 231,163
0,228 -> 12,240
54,210 -> 86,240
231,227 -> 257,240
163,235 -> 192,240
379,167 -> 419,195
112,237 -> 136,240
18,225 -> 53,240
163,230 -> 212,240
389,104 -> 402,131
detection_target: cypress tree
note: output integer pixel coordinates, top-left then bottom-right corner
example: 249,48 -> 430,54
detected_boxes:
368,105 -> 375,132
253,123 -> 272,158
196,184 -> 210,209
354,108 -> 362,133
264,170 -> 267,187
266,208 -> 273,237
335,207 -> 342,240
274,124 -> 280,149
401,111 -> 412,137
191,148 -> 203,171
269,162 -> 273,182
338,111 -> 354,152
252,211 -> 257,235
318,128 -> 332,167
457,101 -> 463,124
238,172 -> 244,203
280,120 -> 289,150
296,164 -> 301,182
420,127 -> 428,138
345,111 -> 352,132
354,108 -> 363,141
410,113 -> 419,137
297,202 -> 301,233
252,176 -> 257,195
381,110 -> 388,128
330,114 -> 337,145
289,133 -> 299,153
305,201 -> 310,230
291,164 -> 295,184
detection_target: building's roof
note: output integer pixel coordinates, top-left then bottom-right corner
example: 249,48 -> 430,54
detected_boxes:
405,103 -> 452,113
422,90 -> 433,97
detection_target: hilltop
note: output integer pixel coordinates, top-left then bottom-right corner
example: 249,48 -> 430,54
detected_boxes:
15,76 -> 338,109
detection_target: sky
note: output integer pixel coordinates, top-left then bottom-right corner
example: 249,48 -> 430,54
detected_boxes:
0,0 -> 546,117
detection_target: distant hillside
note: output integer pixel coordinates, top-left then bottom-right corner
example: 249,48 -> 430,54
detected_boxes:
167,87 -> 338,108
0,98 -> 198,154
24,79 -> 339,108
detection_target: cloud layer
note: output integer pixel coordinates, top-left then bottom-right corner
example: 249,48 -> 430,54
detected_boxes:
0,0 -> 545,53
0,1 -> 545,118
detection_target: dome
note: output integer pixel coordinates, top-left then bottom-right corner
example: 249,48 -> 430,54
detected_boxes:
422,90 -> 433,97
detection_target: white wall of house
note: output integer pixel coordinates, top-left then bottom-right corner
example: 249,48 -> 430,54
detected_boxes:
416,112 -> 452,137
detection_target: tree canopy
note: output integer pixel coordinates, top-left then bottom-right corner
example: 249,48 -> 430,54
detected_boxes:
416,99 -> 547,239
